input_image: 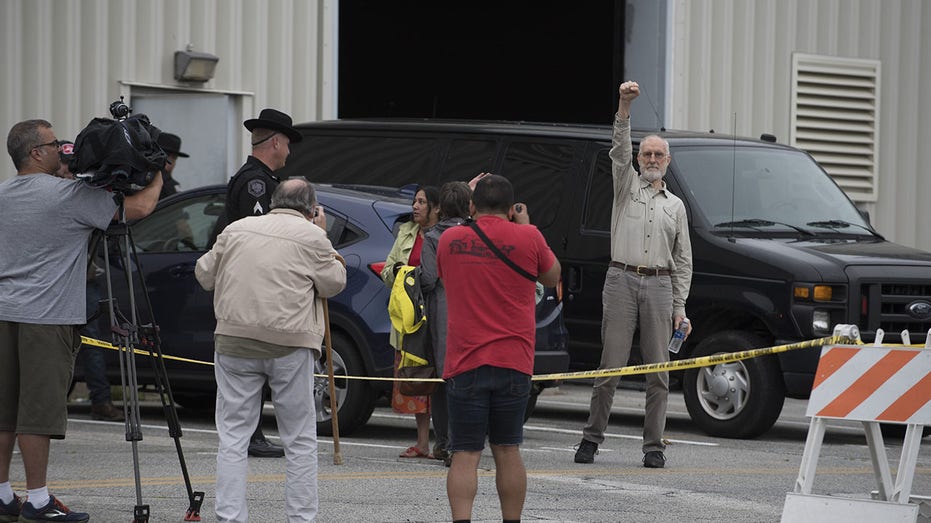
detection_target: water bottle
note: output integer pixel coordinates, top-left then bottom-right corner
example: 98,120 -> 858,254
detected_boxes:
667,318 -> 689,353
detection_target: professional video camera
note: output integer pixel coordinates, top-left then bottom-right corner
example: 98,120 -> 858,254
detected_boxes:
70,96 -> 167,194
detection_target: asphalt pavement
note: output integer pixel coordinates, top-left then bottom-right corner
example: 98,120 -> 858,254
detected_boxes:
12,382 -> 930,522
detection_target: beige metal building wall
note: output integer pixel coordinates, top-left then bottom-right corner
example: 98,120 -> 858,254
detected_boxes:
0,0 -> 337,182
667,0 -> 931,251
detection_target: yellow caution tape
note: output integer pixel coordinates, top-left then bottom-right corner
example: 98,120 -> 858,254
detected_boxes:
81,336 -> 215,366
81,333 -> 862,384
530,334 -> 856,382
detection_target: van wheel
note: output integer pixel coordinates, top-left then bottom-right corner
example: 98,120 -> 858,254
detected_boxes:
682,331 -> 785,439
315,332 -> 376,437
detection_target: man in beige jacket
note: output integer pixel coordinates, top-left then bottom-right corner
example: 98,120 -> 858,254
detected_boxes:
196,178 -> 346,523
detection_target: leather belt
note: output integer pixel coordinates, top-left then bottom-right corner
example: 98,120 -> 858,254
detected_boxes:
609,261 -> 671,276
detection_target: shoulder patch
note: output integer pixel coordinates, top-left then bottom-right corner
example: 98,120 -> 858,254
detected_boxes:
247,179 -> 266,198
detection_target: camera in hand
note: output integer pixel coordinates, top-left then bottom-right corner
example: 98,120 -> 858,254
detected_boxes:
69,97 -> 167,194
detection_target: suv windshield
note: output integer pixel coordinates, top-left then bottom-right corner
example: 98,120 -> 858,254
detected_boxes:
672,146 -> 871,234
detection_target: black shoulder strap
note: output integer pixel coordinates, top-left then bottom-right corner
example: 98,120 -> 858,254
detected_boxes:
468,221 -> 537,283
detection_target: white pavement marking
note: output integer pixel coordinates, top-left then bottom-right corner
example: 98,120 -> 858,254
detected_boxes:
70,417 -> 415,451
72,412 -> 716,449
373,411 -> 719,447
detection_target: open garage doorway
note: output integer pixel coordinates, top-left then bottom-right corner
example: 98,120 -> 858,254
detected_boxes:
338,1 -> 624,124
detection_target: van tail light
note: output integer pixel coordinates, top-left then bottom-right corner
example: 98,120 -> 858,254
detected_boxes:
369,262 -> 385,277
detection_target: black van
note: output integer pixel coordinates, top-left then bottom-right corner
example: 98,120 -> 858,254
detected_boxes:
279,118 -> 931,438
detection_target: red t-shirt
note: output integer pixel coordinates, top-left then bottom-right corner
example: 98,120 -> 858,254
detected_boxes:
437,215 -> 557,378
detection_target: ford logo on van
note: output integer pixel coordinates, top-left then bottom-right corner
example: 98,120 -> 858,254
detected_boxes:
907,300 -> 931,320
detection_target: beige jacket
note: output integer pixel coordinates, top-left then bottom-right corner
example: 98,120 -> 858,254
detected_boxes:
195,208 -> 346,350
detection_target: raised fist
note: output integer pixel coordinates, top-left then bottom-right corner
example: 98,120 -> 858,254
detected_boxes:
619,81 -> 640,103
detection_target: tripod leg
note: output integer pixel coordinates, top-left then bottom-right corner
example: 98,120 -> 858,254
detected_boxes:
102,210 -> 149,523
126,226 -> 204,521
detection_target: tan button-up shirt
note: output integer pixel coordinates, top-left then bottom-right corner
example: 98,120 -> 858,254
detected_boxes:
610,116 -> 693,317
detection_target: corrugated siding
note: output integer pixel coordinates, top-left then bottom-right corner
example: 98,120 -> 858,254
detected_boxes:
668,0 -> 931,252
0,0 -> 335,181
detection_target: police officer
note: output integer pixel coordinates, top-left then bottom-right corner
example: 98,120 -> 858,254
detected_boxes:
225,108 -> 303,224
224,108 -> 304,458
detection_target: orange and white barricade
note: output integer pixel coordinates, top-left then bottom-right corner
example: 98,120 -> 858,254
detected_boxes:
782,325 -> 931,523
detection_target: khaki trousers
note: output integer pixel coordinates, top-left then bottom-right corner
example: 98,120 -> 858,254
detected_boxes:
582,268 -> 673,453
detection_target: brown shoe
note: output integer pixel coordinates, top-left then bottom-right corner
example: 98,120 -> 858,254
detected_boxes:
91,403 -> 125,421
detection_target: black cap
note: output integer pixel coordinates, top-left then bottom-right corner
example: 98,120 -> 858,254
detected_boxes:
243,108 -> 303,143
156,133 -> 190,158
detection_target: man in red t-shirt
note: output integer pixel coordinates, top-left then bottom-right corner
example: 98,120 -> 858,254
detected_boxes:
437,174 -> 560,523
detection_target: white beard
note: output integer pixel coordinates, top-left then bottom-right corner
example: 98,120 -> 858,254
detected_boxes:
641,167 -> 664,183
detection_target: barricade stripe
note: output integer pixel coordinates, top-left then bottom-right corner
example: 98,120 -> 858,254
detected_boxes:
808,348 -> 887,416
847,354 -> 930,421
816,350 -> 919,419
811,347 -> 859,390
877,371 -> 931,422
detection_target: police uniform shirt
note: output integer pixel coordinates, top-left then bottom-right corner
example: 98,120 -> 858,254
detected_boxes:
225,155 -> 280,224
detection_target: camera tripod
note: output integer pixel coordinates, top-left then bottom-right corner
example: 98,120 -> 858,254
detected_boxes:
91,197 -> 204,522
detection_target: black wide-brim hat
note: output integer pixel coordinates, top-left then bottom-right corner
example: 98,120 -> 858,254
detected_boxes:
156,133 -> 190,158
243,108 -> 303,143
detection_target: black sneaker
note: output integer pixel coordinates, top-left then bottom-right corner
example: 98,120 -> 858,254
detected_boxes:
643,450 -> 666,468
0,493 -> 22,523
19,496 -> 89,522
248,435 -> 285,458
574,439 -> 598,464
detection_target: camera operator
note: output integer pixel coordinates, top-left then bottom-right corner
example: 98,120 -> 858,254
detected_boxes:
0,119 -> 162,522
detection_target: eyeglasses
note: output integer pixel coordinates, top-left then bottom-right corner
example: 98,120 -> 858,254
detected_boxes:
32,140 -> 59,151
639,151 -> 667,159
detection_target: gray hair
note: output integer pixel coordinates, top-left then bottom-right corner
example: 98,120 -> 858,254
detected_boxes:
639,134 -> 670,154
270,178 -> 317,216
7,119 -> 51,170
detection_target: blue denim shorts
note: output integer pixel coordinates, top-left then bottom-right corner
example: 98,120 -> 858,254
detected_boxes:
446,365 -> 531,452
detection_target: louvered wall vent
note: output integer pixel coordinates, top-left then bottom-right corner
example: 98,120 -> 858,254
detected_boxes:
790,53 -> 881,202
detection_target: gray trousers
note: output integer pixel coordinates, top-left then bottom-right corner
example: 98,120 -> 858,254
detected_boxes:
582,268 -> 673,453
215,350 -> 318,522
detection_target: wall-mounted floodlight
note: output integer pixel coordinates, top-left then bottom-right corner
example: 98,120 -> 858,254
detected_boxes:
174,49 -> 219,82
